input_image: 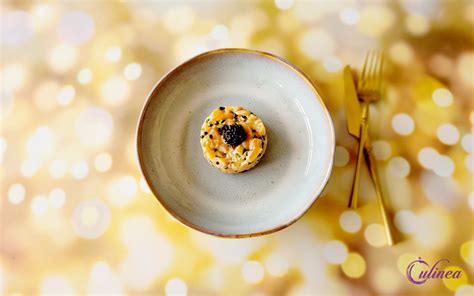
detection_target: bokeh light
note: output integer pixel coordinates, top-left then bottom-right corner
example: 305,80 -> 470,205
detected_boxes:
341,252 -> 366,278
242,261 -> 264,284
339,210 -> 362,233
72,199 -> 111,239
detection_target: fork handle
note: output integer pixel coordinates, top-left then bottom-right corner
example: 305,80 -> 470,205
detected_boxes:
348,102 -> 369,209
364,143 -> 395,245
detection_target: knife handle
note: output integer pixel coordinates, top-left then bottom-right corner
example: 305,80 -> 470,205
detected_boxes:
348,102 -> 369,209
364,143 -> 395,245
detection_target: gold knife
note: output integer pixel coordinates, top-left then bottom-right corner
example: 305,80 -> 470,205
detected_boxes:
343,65 -> 395,245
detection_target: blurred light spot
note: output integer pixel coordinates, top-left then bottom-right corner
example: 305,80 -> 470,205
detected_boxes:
341,252 -> 366,278
437,123 -> 460,145
405,14 -> 430,35
242,261 -> 264,284
75,107 -> 113,147
210,25 -> 229,41
364,223 -> 387,247
57,85 -> 75,106
392,113 -> 414,135
468,192 -> 474,210
339,210 -> 362,233
418,147 -> 439,169
339,8 -> 360,25
334,146 -> 350,167
94,153 -> 112,172
120,216 -> 174,289
8,183 -> 26,205
49,159 -> 67,178
460,241 -> 474,266
57,10 -> 95,45
48,44 -> 78,73
461,134 -> 473,153
77,68 -> 93,84
163,7 -> 194,34
394,210 -> 418,234
73,199 -> 111,239
165,278 -> 188,296
432,88 -> 453,107
101,75 -> 130,105
87,261 -> 123,295
372,140 -> 392,161
48,188 -> 66,208
40,275 -> 74,295
456,285 -> 474,296
0,10 -> 34,45
299,29 -> 334,60
1,63 -> 27,91
323,240 -> 348,264
457,52 -> 474,87
34,80 -> 60,111
27,126 -> 56,162
107,175 -> 137,207
421,171 -> 460,208
323,56 -> 343,73
275,0 -> 294,10
415,207 -> 452,249
31,4 -> 55,30
443,265 -> 468,291
31,195 -> 49,216
105,46 -> 122,62
123,63 -> 142,80
139,177 -> 152,194
387,156 -> 410,178
433,155 -> 455,177
470,112 -> 474,125
0,89 -> 13,117
21,158 -> 41,177
71,160 -> 89,179
358,6 -> 394,37
465,155 -> 474,172
265,252 -> 289,277
389,42 -> 414,65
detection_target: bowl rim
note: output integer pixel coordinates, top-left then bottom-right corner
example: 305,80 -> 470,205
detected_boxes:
136,48 -> 335,238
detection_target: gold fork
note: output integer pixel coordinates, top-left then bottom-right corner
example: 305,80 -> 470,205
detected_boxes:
348,51 -> 383,209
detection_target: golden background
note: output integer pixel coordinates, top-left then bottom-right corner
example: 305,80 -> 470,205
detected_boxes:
1,0 -> 473,295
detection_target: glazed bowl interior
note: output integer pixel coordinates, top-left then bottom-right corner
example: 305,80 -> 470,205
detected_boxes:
137,49 -> 334,237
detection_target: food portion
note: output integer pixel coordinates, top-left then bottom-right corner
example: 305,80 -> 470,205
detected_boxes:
200,106 -> 267,174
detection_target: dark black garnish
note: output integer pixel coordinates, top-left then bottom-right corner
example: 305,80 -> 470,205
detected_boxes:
204,131 -> 208,135
242,115 -> 247,120
216,161 -> 219,165
209,134 -> 213,139
219,107 -> 225,110
221,124 -> 247,147
200,135 -> 204,138
214,148 -> 217,152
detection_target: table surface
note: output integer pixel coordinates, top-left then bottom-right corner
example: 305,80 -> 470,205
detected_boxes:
1,1 -> 473,295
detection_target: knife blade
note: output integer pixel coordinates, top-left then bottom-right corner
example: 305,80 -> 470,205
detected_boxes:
343,66 -> 361,138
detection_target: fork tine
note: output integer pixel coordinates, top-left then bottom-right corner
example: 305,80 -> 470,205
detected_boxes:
358,51 -> 370,90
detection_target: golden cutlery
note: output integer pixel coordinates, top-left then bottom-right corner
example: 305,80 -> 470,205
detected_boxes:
348,51 -> 383,209
343,58 -> 395,245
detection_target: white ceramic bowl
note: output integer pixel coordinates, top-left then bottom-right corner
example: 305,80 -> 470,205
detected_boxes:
137,49 -> 334,237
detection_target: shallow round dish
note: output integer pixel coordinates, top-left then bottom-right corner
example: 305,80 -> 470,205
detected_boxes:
137,48 -> 335,237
